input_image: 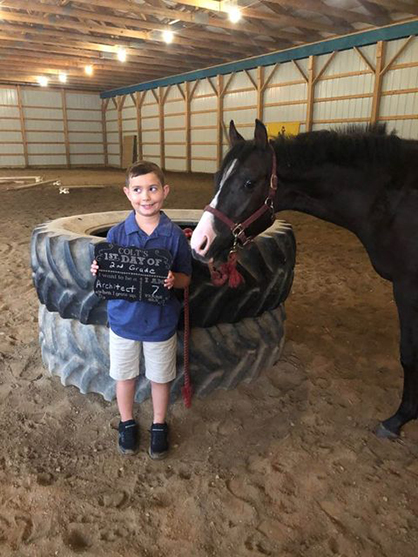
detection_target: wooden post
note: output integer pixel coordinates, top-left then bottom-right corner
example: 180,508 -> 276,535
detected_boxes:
135,91 -> 145,162
306,55 -> 315,132
257,66 -> 264,121
158,87 -> 165,169
61,89 -> 70,168
16,85 -> 28,167
101,98 -> 109,166
116,95 -> 126,168
371,41 -> 385,124
184,82 -> 192,172
217,75 -> 224,168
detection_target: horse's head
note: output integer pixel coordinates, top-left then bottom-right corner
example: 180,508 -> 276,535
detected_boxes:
191,119 -> 276,263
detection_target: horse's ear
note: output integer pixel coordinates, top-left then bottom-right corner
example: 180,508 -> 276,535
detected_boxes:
229,120 -> 245,146
254,119 -> 268,149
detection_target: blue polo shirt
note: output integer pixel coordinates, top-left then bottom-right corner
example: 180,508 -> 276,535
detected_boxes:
106,211 -> 192,342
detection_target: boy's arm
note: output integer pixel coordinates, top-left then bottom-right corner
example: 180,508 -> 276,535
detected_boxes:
164,271 -> 191,290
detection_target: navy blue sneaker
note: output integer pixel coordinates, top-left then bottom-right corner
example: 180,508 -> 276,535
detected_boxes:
149,423 -> 169,460
118,419 -> 139,455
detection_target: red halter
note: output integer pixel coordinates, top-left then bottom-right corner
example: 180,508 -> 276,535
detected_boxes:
204,144 -> 278,248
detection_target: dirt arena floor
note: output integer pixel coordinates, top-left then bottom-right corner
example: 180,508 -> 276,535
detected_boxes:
0,168 -> 417,557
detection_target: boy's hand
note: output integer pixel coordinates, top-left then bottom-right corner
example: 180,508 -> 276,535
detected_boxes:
164,270 -> 175,290
91,259 -> 99,276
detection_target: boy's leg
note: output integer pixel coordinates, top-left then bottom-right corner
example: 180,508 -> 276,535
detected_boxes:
109,329 -> 141,455
116,378 -> 137,422
150,380 -> 171,424
143,334 -> 177,459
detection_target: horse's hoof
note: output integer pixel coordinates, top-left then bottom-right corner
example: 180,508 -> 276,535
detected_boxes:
374,422 -> 400,440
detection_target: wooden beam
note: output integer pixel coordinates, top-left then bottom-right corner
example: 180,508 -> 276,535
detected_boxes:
354,47 -> 375,73
102,99 -> 109,166
16,85 -> 28,167
371,41 -> 385,124
217,75 -> 224,168
185,82 -> 192,173
381,36 -> 415,76
306,55 -> 315,132
313,51 -> 338,85
61,89 -> 71,168
159,87 -> 165,170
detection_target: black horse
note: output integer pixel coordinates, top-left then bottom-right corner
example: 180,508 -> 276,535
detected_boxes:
191,119 -> 418,439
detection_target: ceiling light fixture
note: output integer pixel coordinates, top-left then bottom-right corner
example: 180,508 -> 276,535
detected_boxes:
162,30 -> 174,44
59,72 -> 67,83
228,6 -> 242,24
117,47 -> 127,62
37,76 -> 49,87
85,64 -> 94,76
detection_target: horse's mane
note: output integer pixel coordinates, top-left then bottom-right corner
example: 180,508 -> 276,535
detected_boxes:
273,123 -> 403,169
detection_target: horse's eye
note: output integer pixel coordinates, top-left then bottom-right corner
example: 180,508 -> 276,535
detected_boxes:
244,180 -> 255,190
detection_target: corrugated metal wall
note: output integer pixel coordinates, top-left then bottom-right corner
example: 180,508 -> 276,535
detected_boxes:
105,34 -> 418,174
1,33 -> 416,171
0,86 -> 104,168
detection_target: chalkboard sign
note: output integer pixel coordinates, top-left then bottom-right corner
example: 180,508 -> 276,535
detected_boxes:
94,243 -> 173,305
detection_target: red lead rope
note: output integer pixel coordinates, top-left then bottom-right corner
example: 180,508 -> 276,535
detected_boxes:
182,228 -> 193,408
181,228 -> 244,408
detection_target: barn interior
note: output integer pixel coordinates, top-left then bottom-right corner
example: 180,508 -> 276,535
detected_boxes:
1,2 -> 418,556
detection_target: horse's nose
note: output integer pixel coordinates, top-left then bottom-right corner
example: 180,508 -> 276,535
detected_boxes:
191,215 -> 215,257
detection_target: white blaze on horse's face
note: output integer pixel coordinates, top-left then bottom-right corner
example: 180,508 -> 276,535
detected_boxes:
191,159 -> 237,259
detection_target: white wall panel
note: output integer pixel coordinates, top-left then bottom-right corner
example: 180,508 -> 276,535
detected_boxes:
122,106 -> 136,119
122,121 -> 137,132
223,108 -> 257,124
265,83 -> 307,104
0,155 -> 25,166
142,117 -> 159,130
0,119 -> 20,131
106,119 -> 118,133
191,128 -> 216,142
314,97 -> 372,120
192,160 -> 217,173
0,144 -> 24,154
0,131 -> 22,142
69,143 -> 103,154
25,119 -> 64,131
22,89 -> 61,107
224,89 -> 256,109
142,130 -> 159,142
28,143 -> 65,155
384,119 -> 418,139
165,158 -> 186,171
165,130 -> 185,143
165,145 -> 186,157
28,154 -> 67,165
383,66 -> 418,91
194,79 -> 215,96
68,132 -> 101,143
191,95 -> 217,112
25,131 -> 65,142
385,37 -> 418,64
166,87 -> 183,102
192,145 -> 216,158
0,106 -> 19,117
380,92 -> 418,117
71,154 -> 105,165
165,99 -> 184,115
108,155 -> 120,166
142,102 -> 158,117
190,112 -> 217,127
68,120 -> 102,133
67,109 -> 101,121
66,93 -> 99,110
23,107 -> 63,119
264,104 -> 307,123
142,145 -> 160,156
0,88 -> 18,104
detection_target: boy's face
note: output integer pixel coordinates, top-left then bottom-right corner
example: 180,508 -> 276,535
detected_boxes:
124,172 -> 169,219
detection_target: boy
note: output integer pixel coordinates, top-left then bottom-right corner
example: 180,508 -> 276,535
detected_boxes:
91,161 -> 192,459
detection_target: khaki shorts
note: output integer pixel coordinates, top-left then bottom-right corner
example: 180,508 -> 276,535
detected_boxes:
109,328 -> 177,384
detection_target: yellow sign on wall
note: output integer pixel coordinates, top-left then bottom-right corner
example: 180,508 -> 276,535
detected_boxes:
266,121 -> 300,139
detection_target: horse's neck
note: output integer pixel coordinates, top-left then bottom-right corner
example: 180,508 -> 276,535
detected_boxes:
277,166 -> 376,237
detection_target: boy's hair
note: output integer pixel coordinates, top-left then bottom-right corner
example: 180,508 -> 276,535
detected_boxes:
125,161 -> 165,188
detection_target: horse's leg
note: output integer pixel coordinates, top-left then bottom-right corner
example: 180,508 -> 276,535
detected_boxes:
376,281 -> 418,438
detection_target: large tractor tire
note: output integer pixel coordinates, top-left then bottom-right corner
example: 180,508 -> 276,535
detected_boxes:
31,210 -> 295,328
39,304 -> 286,403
